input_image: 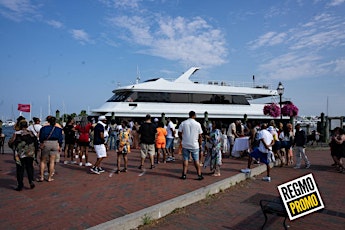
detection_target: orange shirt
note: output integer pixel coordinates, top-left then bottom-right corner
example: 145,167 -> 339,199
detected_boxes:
156,127 -> 167,143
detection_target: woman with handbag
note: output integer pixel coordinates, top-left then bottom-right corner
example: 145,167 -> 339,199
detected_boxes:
37,116 -> 63,182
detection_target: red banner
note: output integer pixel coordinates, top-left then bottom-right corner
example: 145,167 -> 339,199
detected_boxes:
18,104 -> 31,112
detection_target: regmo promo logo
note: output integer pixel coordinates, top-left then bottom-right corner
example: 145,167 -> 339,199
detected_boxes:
277,173 -> 324,220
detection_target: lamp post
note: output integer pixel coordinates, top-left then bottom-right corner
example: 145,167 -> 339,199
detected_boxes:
277,82 -> 284,121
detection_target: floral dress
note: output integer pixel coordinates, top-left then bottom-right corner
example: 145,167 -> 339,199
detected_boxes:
204,128 -> 222,171
118,128 -> 131,154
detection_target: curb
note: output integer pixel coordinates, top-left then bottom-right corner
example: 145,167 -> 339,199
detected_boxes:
88,161 -> 275,230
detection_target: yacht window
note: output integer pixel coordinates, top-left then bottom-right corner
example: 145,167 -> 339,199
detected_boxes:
107,91 -> 249,105
107,91 -> 133,102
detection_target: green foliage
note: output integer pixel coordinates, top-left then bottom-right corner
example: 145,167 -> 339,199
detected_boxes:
142,214 -> 152,225
79,110 -> 88,116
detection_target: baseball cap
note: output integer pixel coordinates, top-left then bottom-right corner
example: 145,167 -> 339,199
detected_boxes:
98,115 -> 107,121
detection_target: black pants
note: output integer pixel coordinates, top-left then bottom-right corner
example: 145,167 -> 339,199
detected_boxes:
16,157 -> 34,188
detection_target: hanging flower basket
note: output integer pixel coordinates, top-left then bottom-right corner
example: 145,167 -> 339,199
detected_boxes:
281,102 -> 299,117
263,103 -> 280,117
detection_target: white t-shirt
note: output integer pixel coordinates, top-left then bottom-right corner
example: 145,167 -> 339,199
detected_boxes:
258,129 -> 273,154
227,122 -> 236,137
178,118 -> 203,149
27,124 -> 42,137
166,121 -> 175,138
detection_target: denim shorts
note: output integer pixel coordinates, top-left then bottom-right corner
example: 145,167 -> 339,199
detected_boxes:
166,137 -> 174,148
182,148 -> 200,162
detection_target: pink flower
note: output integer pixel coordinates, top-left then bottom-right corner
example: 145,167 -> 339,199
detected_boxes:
263,103 -> 281,117
281,102 -> 299,117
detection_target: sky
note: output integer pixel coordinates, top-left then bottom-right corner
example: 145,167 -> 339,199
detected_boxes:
1,0 -> 345,121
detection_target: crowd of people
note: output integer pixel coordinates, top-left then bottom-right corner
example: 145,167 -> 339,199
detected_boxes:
5,111 -> 345,191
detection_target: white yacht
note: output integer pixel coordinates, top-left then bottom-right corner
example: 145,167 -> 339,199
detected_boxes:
3,119 -> 15,127
92,67 -> 279,120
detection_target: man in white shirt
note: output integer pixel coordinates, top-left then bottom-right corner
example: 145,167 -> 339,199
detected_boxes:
241,123 -> 274,181
178,111 -> 203,180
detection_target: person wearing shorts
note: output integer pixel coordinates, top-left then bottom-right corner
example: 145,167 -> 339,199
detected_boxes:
38,116 -> 63,182
75,116 -> 93,166
155,121 -> 167,163
178,111 -> 203,180
241,123 -> 274,182
138,114 -> 157,169
90,116 -> 108,174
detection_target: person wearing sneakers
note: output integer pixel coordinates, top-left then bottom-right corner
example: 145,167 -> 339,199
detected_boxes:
90,116 -> 108,174
241,123 -> 274,182
293,123 -> 310,169
178,111 -> 204,180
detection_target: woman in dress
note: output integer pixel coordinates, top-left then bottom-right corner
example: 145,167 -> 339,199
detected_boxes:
38,116 -> 63,182
204,121 -> 222,176
116,120 -> 131,173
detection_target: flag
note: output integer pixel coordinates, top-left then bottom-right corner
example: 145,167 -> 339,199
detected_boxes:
18,104 -> 31,112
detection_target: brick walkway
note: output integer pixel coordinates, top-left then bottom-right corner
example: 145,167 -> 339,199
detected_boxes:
139,148 -> 345,230
1,143 -> 344,230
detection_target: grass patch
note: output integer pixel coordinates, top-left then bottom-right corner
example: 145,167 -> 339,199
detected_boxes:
142,214 -> 152,225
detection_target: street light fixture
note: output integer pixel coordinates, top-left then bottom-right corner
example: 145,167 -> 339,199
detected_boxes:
277,82 -> 284,121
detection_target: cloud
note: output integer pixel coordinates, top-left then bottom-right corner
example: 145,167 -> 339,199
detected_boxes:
99,0 -> 141,9
46,20 -> 63,29
108,15 -> 227,67
328,0 -> 345,6
70,29 -> 93,45
0,0 -> 38,21
248,31 -> 287,49
333,58 -> 345,74
258,52 -> 329,80
250,10 -> 345,80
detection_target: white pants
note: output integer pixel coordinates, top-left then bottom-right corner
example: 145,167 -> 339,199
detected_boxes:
294,146 -> 310,167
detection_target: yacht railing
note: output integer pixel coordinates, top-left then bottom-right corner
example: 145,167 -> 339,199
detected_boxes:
125,78 -> 274,89
163,78 -> 274,89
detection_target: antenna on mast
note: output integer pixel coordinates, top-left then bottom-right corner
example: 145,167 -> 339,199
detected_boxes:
136,65 -> 141,84
48,95 -> 51,116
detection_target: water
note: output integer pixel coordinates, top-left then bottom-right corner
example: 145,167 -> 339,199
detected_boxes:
1,126 -> 15,141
